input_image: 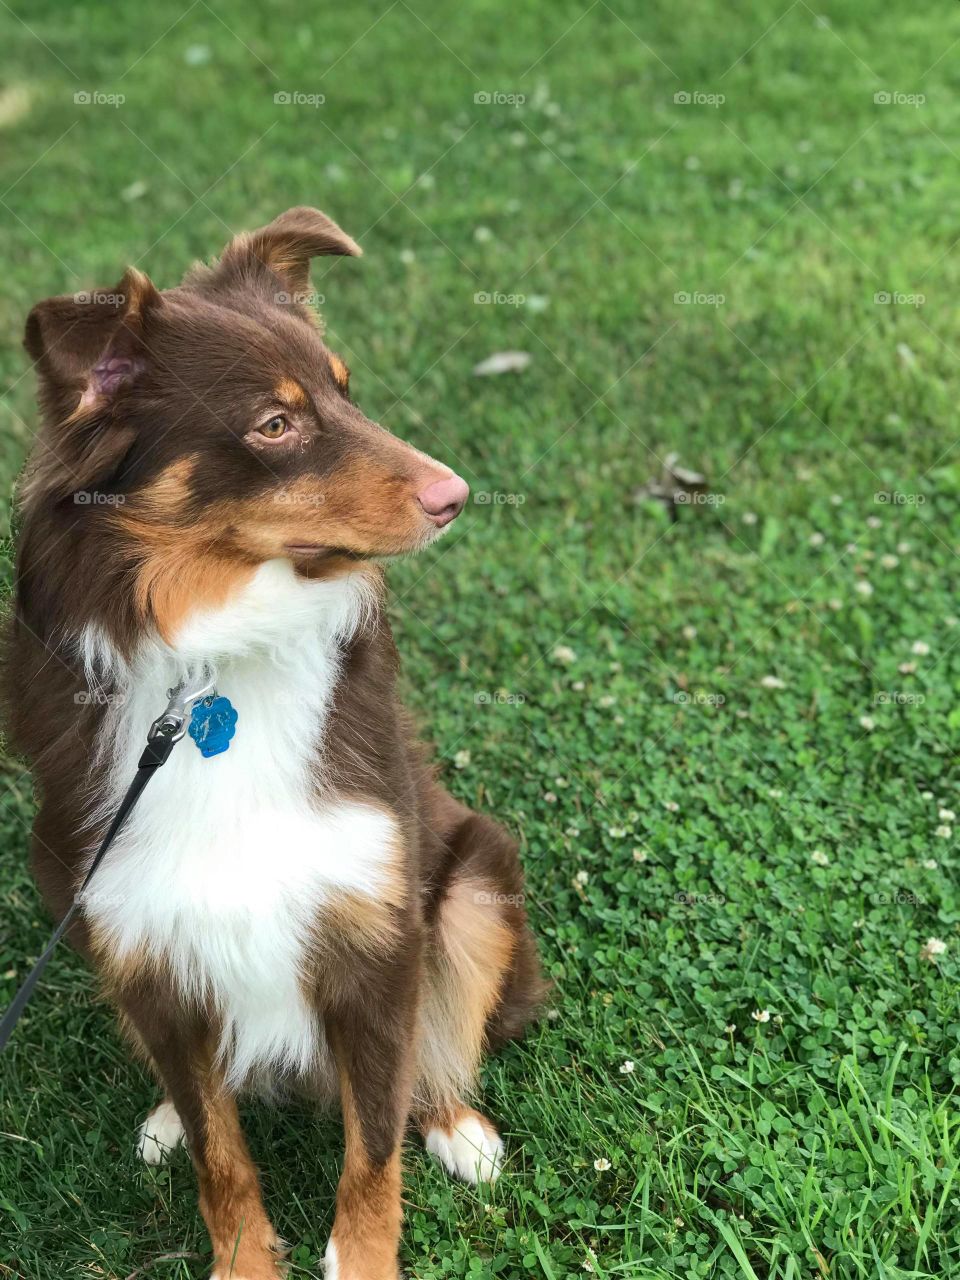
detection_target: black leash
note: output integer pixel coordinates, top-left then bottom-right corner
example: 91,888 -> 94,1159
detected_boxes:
0,669 -> 215,1052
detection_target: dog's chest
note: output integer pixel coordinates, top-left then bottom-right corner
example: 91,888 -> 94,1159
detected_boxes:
82,564 -> 396,1084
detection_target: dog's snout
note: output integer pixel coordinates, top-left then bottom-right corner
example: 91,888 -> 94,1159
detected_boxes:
417,474 -> 469,528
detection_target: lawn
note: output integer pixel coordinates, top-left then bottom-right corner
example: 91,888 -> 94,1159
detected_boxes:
1,1 -> 960,1276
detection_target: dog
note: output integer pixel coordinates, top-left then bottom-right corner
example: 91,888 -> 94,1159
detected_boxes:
4,207 -> 545,1279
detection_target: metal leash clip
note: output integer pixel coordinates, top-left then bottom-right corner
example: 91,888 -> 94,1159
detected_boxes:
147,666 -> 217,746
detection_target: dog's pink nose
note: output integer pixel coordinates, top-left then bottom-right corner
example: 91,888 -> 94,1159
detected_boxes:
417,473 -> 469,527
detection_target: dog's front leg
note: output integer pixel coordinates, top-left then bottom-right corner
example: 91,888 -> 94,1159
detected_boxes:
323,961 -> 419,1280
116,992 -> 281,1279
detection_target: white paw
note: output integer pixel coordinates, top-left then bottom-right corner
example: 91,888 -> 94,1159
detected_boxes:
323,1238 -> 339,1278
425,1112 -> 504,1184
136,1099 -> 185,1165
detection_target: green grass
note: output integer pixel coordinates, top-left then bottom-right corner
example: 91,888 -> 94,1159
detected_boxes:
2,0 -> 960,1276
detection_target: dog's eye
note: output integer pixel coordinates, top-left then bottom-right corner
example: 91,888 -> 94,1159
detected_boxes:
257,415 -> 289,440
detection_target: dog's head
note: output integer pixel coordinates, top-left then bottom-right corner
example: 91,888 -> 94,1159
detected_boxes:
22,208 -> 468,637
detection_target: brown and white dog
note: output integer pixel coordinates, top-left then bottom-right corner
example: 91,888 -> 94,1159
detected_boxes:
4,208 -> 545,1279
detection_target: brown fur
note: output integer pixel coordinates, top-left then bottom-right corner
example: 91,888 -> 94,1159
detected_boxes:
3,207 -> 546,1277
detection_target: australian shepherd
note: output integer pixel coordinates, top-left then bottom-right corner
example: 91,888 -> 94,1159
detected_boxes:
4,207 -> 545,1279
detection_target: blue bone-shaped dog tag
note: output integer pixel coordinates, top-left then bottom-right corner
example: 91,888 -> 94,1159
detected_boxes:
188,695 -> 238,757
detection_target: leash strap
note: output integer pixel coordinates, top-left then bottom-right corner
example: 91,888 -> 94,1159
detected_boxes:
0,668 -> 215,1053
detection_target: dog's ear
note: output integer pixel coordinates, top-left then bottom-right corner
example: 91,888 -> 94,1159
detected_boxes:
212,206 -> 361,299
25,268 -> 161,414
23,268 -> 162,494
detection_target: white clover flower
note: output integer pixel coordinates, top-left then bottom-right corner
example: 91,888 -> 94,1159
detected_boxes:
725,1023 -> 736,1034
921,790 -> 934,800
619,1060 -> 635,1074
811,849 -> 829,865
553,644 -> 576,665
760,675 -> 786,689
897,540 -> 911,554
921,937 -> 947,961
830,494 -> 843,505
593,1157 -> 611,1172
453,749 -> 471,769
575,869 -> 590,885
682,625 -> 698,639
598,695 -> 616,708
663,800 -> 679,812
543,791 -> 558,804
866,515 -> 882,529
608,825 -> 627,838
742,511 -> 758,525
880,554 -> 899,569
632,847 -> 648,863
935,825 -> 952,838
898,662 -> 917,675
859,715 -> 875,732
911,641 -> 930,656
572,680 -> 585,691
854,580 -> 874,597
939,808 -> 955,822
828,598 -> 843,611
752,1009 -> 771,1023
923,858 -> 938,870
809,532 -> 825,547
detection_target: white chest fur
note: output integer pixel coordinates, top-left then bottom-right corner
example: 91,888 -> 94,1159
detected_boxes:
80,561 -> 396,1086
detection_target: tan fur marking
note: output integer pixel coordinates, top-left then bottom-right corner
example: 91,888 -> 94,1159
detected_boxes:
330,1071 -> 403,1280
275,376 -> 308,407
423,1102 -> 500,1142
135,455 -> 199,515
133,545 -> 256,645
329,354 -> 350,390
197,1079 -> 284,1278
416,877 -> 516,1109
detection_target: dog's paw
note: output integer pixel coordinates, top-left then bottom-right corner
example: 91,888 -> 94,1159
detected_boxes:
323,1239 -> 339,1278
136,1098 -> 185,1165
425,1109 -> 504,1184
